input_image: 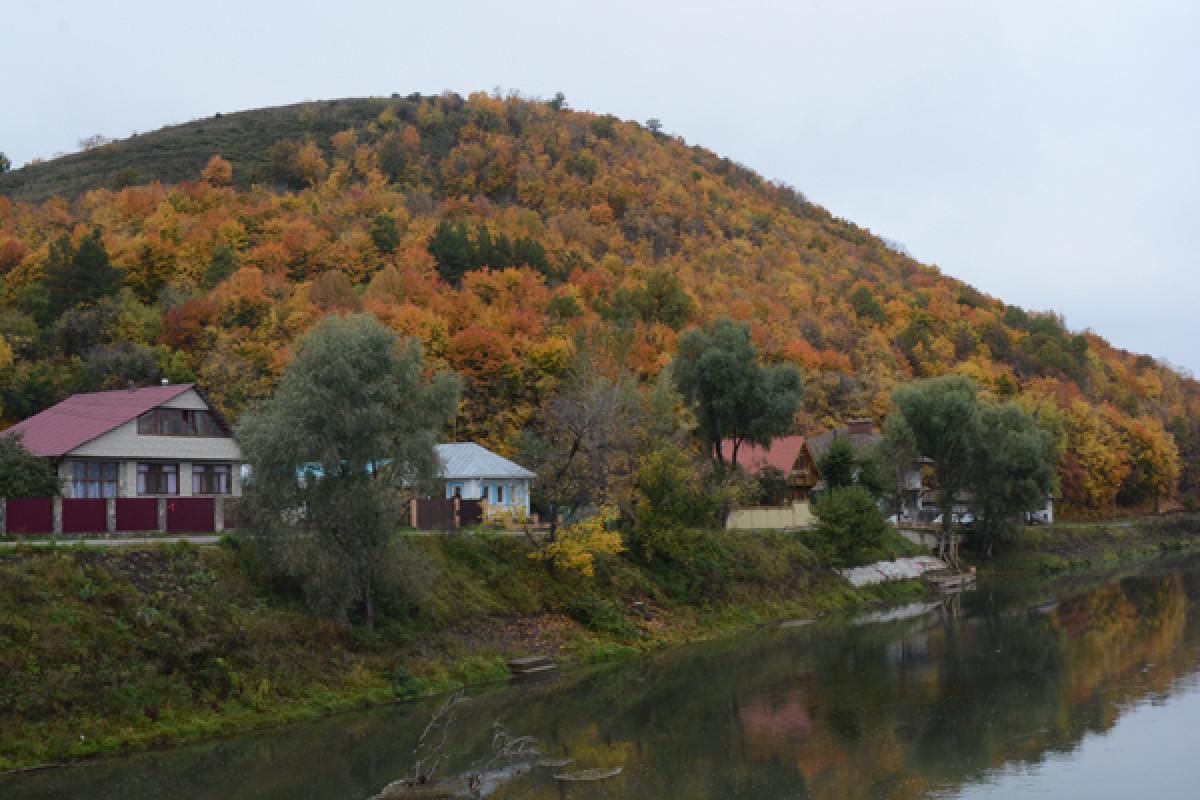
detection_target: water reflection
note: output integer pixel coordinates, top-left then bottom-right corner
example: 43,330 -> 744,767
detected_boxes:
5,557 -> 1199,800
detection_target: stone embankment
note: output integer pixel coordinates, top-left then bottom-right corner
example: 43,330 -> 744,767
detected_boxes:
837,556 -> 947,587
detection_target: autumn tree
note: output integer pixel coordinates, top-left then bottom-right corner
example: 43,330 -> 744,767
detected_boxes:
268,139 -> 328,188
520,364 -> 642,538
1118,418 -> 1180,512
1058,401 -> 1130,514
237,314 -> 460,629
672,316 -> 804,468
201,154 -> 233,187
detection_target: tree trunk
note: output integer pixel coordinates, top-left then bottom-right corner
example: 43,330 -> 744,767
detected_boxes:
363,578 -> 375,632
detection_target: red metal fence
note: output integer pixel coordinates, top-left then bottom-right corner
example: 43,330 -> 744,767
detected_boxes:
62,498 -> 107,534
116,498 -> 159,532
2,496 -> 232,535
6,498 -> 54,534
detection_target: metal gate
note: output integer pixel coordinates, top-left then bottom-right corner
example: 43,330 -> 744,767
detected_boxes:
166,497 -> 215,533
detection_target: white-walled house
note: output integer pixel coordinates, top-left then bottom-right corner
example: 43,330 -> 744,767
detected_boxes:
436,443 -> 536,518
3,383 -> 244,500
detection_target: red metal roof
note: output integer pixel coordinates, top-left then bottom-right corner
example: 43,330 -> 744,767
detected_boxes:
3,383 -> 195,457
719,435 -> 806,475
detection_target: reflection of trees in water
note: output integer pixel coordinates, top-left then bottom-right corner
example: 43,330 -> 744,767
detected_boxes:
5,564 -> 1198,800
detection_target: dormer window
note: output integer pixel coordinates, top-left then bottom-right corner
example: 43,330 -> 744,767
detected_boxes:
137,409 -> 229,437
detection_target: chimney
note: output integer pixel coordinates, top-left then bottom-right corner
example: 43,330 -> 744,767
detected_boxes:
847,418 -> 874,435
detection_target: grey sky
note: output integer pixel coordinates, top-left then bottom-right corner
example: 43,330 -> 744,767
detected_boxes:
4,1 -> 1198,374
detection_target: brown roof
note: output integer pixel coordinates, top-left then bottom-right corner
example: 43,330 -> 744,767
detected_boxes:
719,435 -> 806,475
3,383 -> 195,457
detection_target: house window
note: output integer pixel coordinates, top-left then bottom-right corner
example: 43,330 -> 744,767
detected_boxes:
482,485 -> 490,501
72,461 -> 118,498
138,463 -> 178,495
137,409 -> 228,437
193,463 -> 231,495
495,485 -> 504,504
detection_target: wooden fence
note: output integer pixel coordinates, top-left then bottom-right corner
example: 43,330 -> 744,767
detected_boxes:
410,498 -> 483,530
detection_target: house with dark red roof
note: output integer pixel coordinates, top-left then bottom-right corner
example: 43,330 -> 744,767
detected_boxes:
3,383 -> 243,500
718,434 -> 816,504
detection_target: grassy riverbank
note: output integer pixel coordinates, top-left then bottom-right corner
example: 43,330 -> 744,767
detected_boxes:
0,529 -> 923,771
968,514 -> 1200,574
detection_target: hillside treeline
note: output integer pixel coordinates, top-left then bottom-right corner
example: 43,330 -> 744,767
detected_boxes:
0,91 -> 1194,516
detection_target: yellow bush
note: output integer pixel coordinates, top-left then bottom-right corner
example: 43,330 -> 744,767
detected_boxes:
533,507 -> 624,577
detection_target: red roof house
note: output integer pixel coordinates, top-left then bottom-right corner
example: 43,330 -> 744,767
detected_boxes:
718,435 -> 816,504
2,384 -> 243,500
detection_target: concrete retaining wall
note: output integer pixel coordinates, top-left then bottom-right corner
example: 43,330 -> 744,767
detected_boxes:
725,501 -> 815,531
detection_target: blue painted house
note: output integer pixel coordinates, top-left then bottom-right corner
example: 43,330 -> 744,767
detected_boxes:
436,443 -> 536,519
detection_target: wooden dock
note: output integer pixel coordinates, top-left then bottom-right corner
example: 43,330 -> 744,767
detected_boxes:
923,568 -> 977,593
507,656 -> 557,677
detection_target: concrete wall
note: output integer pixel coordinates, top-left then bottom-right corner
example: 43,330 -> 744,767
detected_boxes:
725,501 -> 815,531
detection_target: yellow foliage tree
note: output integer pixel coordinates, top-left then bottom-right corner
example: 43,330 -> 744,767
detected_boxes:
201,155 -> 233,187
532,506 -> 624,577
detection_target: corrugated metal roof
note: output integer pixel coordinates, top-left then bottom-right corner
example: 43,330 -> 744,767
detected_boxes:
719,435 -> 806,475
436,443 -> 536,480
2,383 -> 195,457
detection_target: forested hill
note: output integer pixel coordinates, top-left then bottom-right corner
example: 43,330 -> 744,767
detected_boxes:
0,99 -> 403,204
0,92 -> 1196,515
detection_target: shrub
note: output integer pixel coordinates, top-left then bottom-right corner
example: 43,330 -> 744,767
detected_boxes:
810,485 -> 889,567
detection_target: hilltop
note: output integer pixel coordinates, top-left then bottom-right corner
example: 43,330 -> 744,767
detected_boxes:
0,98 -> 407,204
0,92 -> 1196,516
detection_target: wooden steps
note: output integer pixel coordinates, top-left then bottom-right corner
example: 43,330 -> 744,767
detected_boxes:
507,656 -> 558,676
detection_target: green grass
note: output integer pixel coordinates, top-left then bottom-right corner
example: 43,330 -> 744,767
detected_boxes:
970,515 -> 1200,575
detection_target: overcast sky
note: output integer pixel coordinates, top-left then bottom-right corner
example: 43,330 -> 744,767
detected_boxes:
4,1 -> 1198,374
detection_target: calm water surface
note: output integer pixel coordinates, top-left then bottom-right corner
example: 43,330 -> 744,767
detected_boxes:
6,556 -> 1200,799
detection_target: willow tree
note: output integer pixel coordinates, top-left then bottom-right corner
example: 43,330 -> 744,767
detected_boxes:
671,316 -> 804,468
967,402 -> 1057,556
237,314 -> 459,629
889,375 -> 980,560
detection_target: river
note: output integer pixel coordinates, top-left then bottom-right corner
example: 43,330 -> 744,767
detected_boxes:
5,556 -> 1200,799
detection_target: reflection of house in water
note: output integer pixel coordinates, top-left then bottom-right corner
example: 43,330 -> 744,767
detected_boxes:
737,690 -> 813,756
